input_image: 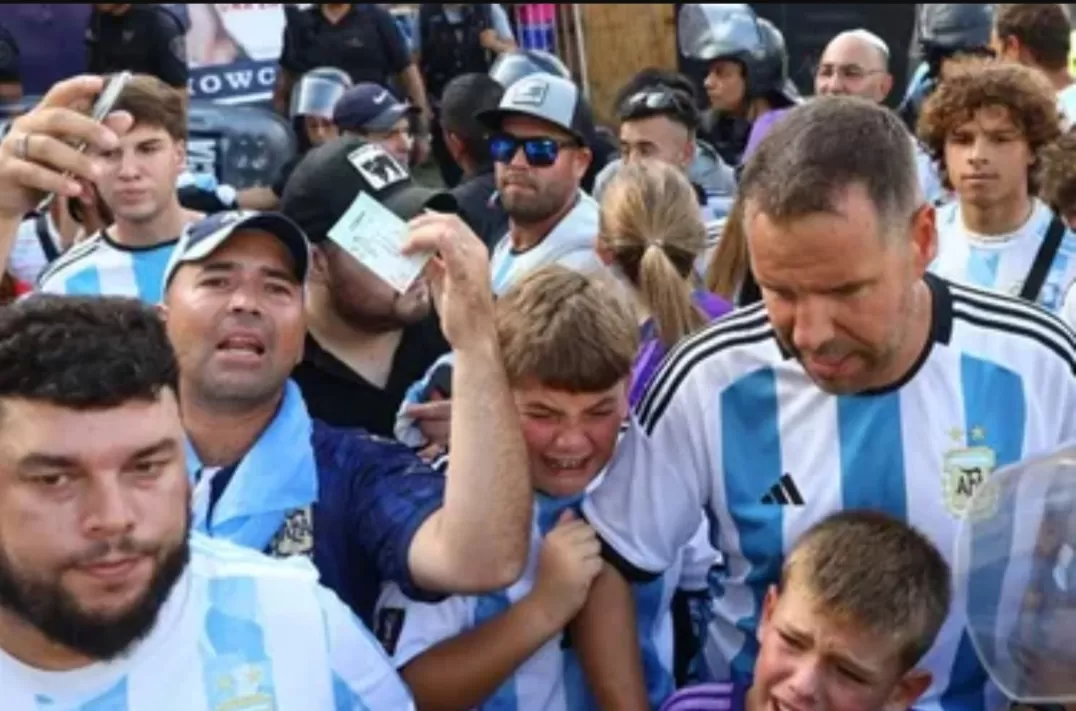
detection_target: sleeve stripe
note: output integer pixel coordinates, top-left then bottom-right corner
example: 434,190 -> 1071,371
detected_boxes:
598,537 -> 662,584
36,235 -> 102,287
950,292 -> 1076,375
949,280 -> 1076,353
953,307 -> 1076,376
636,304 -> 770,427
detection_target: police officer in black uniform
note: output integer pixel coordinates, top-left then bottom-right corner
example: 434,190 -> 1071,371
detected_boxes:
0,23 -> 21,105
678,3 -> 799,169
86,4 -> 189,92
416,4 -> 516,187
274,3 -> 432,164
897,4 -> 995,132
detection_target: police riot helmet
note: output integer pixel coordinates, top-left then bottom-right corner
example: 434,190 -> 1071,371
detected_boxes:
678,4 -> 796,104
290,66 -> 353,121
489,49 -> 571,89
955,443 -> 1076,707
918,4 -> 994,55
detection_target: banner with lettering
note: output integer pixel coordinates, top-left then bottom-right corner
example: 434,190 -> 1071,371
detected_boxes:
180,3 -> 290,105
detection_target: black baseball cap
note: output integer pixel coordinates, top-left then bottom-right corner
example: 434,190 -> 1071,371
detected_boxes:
280,136 -> 457,244
162,210 -> 310,295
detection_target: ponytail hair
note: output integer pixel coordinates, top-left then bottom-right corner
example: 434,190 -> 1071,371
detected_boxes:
705,192 -> 750,301
598,160 -> 708,349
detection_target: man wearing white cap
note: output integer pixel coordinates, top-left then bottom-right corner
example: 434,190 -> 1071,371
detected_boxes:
475,73 -> 604,297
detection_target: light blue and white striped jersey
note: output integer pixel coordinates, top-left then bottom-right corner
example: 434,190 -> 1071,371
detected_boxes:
0,533 -> 414,711
376,493 -> 716,711
490,192 -> 605,297
582,275 -> 1076,711
36,229 -> 179,304
930,199 -> 1076,327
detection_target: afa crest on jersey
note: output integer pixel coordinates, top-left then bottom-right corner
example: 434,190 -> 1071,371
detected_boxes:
942,442 -> 1000,521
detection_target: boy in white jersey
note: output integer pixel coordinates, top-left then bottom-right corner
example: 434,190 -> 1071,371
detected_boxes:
376,265 -> 715,710
746,510 -> 951,711
0,294 -> 412,710
37,74 -> 202,303
918,61 -> 1076,323
571,96 -> 1076,711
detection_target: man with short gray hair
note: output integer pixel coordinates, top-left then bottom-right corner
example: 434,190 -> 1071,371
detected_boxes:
572,95 -> 1076,711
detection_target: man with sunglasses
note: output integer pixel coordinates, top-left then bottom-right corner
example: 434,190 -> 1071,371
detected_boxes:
475,73 -> 602,297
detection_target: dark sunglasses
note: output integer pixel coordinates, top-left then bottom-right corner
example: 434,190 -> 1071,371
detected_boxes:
489,133 -> 579,167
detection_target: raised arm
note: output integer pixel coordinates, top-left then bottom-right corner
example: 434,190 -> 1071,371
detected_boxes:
403,214 -> 531,592
0,76 -> 132,277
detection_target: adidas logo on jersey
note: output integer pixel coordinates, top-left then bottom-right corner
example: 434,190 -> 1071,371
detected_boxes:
761,474 -> 805,506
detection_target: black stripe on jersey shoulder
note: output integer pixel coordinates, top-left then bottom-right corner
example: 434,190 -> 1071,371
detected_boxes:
636,303 -> 769,424
637,303 -> 775,436
949,281 -> 1076,375
35,233 -> 104,286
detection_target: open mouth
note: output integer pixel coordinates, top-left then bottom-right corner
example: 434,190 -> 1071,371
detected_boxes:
543,456 -> 591,473
216,334 -> 266,356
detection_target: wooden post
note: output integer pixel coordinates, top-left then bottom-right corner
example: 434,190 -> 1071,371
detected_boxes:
574,4 -> 679,127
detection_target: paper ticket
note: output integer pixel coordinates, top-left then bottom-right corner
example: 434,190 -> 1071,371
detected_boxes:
327,191 -> 432,294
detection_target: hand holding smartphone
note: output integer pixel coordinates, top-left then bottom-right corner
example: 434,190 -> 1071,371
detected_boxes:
36,71 -> 132,212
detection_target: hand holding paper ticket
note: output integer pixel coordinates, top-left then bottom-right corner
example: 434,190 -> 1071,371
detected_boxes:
402,213 -> 496,352
327,191 -> 434,294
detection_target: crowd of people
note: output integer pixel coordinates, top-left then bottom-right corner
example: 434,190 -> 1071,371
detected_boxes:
0,3 -> 1073,711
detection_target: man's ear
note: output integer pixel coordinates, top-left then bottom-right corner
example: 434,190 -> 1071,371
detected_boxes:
174,139 -> 188,175
573,146 -> 593,182
882,669 -> 932,711
683,132 -> 697,169
909,202 -> 937,273
879,72 -> 894,103
444,130 -> 466,163
156,301 -> 169,323
309,244 -> 332,285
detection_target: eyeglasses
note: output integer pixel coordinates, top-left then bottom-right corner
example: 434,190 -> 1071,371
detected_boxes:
815,63 -> 885,81
489,133 -> 579,167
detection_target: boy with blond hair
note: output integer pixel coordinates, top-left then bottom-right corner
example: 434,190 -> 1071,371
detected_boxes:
376,264 -> 715,710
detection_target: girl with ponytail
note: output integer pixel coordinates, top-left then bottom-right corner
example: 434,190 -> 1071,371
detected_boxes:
597,160 -> 732,405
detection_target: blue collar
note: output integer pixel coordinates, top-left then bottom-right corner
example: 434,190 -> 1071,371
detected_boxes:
187,380 -> 318,553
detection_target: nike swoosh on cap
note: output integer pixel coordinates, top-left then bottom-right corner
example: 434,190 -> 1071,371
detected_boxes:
374,91 -> 389,105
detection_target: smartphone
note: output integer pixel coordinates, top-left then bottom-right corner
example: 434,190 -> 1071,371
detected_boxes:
36,71 -> 133,212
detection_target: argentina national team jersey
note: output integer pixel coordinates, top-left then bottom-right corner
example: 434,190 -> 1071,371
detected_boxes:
930,199 -> 1076,326
582,274 -> 1076,711
375,493 -> 715,710
36,229 -> 179,303
0,534 -> 414,710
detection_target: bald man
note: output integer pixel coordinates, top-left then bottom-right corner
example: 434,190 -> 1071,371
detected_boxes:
814,29 -> 894,103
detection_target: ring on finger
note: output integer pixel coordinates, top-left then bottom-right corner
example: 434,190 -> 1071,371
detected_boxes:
14,132 -> 31,161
